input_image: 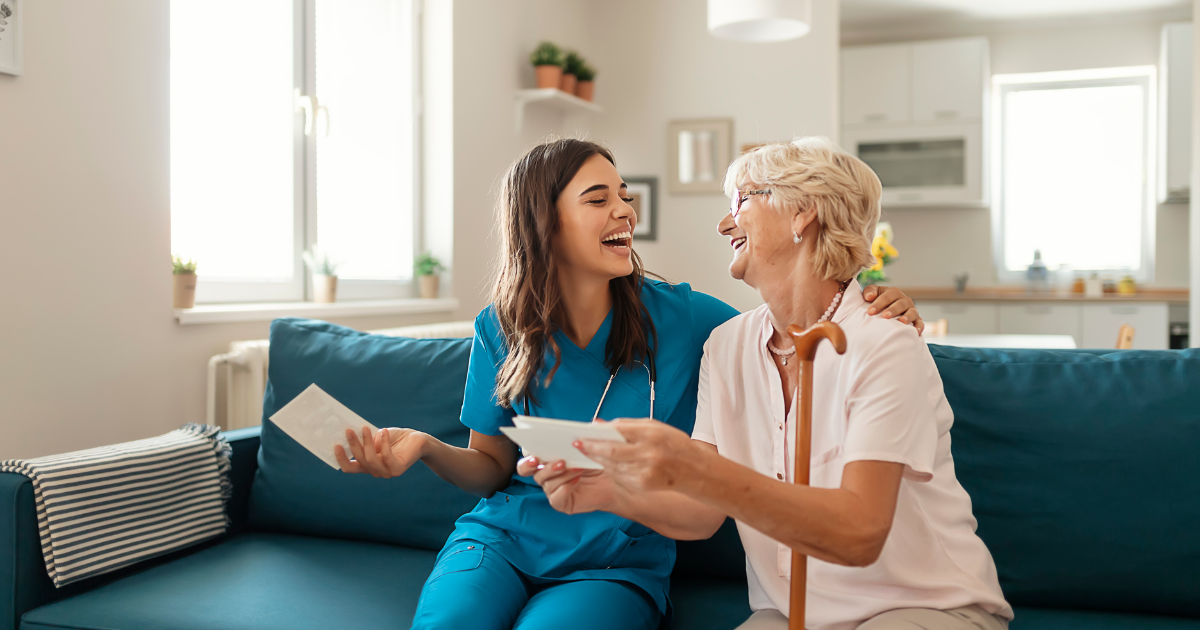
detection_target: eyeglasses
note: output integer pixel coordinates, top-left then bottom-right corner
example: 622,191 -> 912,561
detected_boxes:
732,189 -> 771,218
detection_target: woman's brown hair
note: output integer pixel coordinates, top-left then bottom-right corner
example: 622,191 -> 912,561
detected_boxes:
491,138 -> 656,408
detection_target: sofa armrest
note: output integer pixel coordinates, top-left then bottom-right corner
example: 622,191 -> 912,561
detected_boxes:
0,427 -> 261,630
1,472 -> 55,630
222,425 -> 262,533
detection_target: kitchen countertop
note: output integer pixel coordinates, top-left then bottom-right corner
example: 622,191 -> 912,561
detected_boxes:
900,287 -> 1189,305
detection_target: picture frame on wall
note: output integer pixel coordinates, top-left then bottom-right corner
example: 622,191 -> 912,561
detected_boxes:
0,0 -> 22,76
626,176 -> 658,241
667,118 -> 733,195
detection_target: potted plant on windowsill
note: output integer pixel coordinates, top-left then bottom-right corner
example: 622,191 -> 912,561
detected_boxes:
574,62 -> 597,102
561,50 -> 584,95
530,41 -> 564,90
172,256 -> 198,309
303,247 -> 340,304
415,252 -> 446,299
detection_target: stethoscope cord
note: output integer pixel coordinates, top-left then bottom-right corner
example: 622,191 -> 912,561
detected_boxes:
591,359 -> 655,421
526,351 -> 657,421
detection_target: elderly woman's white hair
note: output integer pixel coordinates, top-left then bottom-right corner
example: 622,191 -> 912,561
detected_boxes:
723,137 -> 882,282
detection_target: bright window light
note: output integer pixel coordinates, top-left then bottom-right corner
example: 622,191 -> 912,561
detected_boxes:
170,0 -> 295,282
995,67 -> 1154,278
315,0 -> 414,281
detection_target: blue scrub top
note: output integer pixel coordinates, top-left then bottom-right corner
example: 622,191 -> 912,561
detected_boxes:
450,279 -> 738,615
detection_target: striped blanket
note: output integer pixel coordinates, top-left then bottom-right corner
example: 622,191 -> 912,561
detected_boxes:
0,423 -> 232,587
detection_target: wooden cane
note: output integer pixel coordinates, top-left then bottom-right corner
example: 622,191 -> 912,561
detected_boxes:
786,321 -> 847,630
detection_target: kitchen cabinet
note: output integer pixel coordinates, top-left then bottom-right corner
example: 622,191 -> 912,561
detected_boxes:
841,37 -> 988,207
914,301 -> 999,334
842,44 -> 911,126
1081,303 -> 1169,349
912,38 -> 988,123
998,304 -> 1083,346
1159,22 -> 1192,203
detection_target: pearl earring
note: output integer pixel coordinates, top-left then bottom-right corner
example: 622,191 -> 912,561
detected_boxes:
793,231 -> 802,244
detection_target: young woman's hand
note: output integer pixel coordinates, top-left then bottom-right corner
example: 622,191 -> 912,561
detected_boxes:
862,285 -> 924,334
334,426 -> 428,478
516,456 -> 617,515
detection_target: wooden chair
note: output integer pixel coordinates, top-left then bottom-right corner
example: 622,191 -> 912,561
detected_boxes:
926,318 -> 950,337
786,321 -> 848,630
1116,324 -> 1135,349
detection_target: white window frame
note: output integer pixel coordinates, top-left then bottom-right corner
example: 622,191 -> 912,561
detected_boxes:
178,0 -> 422,304
990,66 -> 1157,284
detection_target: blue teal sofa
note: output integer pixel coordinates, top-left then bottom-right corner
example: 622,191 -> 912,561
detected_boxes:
3,318 -> 1199,630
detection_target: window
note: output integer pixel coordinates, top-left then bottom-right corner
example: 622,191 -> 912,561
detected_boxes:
170,0 -> 418,303
992,67 -> 1155,282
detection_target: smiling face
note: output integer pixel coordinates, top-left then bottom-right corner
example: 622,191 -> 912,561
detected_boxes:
717,190 -> 810,289
554,154 -> 638,282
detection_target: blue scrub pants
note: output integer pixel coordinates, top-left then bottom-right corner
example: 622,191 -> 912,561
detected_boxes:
410,540 -> 661,630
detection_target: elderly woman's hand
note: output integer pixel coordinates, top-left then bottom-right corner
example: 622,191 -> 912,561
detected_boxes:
863,285 -> 925,335
576,419 -> 697,493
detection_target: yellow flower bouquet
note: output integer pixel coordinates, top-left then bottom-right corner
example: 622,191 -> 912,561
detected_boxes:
857,222 -> 898,287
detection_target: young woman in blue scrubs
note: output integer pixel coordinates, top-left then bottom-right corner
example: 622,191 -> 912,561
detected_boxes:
333,139 -> 921,630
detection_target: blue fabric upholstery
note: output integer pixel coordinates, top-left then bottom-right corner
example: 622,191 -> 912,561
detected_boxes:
21,533 -> 438,630
1010,606 -> 1200,629
20,533 -> 750,630
248,318 -> 480,551
929,346 -> 1200,617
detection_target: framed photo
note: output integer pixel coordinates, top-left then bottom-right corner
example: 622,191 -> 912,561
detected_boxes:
625,176 -> 658,241
667,118 -> 734,195
0,0 -> 22,77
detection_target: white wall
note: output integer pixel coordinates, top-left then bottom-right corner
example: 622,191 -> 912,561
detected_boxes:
0,1 -> 458,460
855,18 -> 1192,289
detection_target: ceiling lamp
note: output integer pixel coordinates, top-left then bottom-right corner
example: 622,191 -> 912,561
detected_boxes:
708,0 -> 811,43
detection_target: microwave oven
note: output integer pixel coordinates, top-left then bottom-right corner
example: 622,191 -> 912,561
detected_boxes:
841,122 -> 985,207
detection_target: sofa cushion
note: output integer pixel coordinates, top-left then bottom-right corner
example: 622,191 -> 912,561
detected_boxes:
929,346 -> 1200,617
20,533 -> 437,630
248,318 -> 478,551
667,578 -> 752,630
1009,606 -> 1200,629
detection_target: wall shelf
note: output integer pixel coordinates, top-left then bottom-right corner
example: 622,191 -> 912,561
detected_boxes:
514,88 -> 602,132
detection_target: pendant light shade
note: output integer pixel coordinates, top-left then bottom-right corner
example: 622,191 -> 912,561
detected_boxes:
708,0 -> 811,43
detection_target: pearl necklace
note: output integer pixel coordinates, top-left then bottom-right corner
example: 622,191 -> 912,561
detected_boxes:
767,281 -> 849,366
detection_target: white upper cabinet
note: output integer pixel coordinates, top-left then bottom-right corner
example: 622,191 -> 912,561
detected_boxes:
911,38 -> 988,123
1159,22 -> 1192,203
842,44 -> 911,126
841,37 -> 989,207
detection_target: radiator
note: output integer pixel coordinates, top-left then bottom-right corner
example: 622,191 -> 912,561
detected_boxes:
207,320 -> 475,430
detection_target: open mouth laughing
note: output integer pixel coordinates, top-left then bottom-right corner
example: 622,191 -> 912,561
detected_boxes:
602,228 -> 633,252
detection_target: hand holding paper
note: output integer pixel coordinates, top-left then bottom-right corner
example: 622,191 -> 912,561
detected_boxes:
499,416 -> 627,470
269,384 -> 380,470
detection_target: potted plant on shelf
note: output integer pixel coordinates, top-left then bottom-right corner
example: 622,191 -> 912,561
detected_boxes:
303,247 -> 340,304
574,62 -> 597,101
561,50 -> 584,95
530,41 -> 564,90
172,256 -> 198,309
415,252 -> 446,299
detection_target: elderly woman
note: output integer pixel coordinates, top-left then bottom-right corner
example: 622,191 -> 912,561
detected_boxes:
521,138 -> 1013,630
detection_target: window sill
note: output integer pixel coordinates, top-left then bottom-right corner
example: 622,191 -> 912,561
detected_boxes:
175,298 -> 460,325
